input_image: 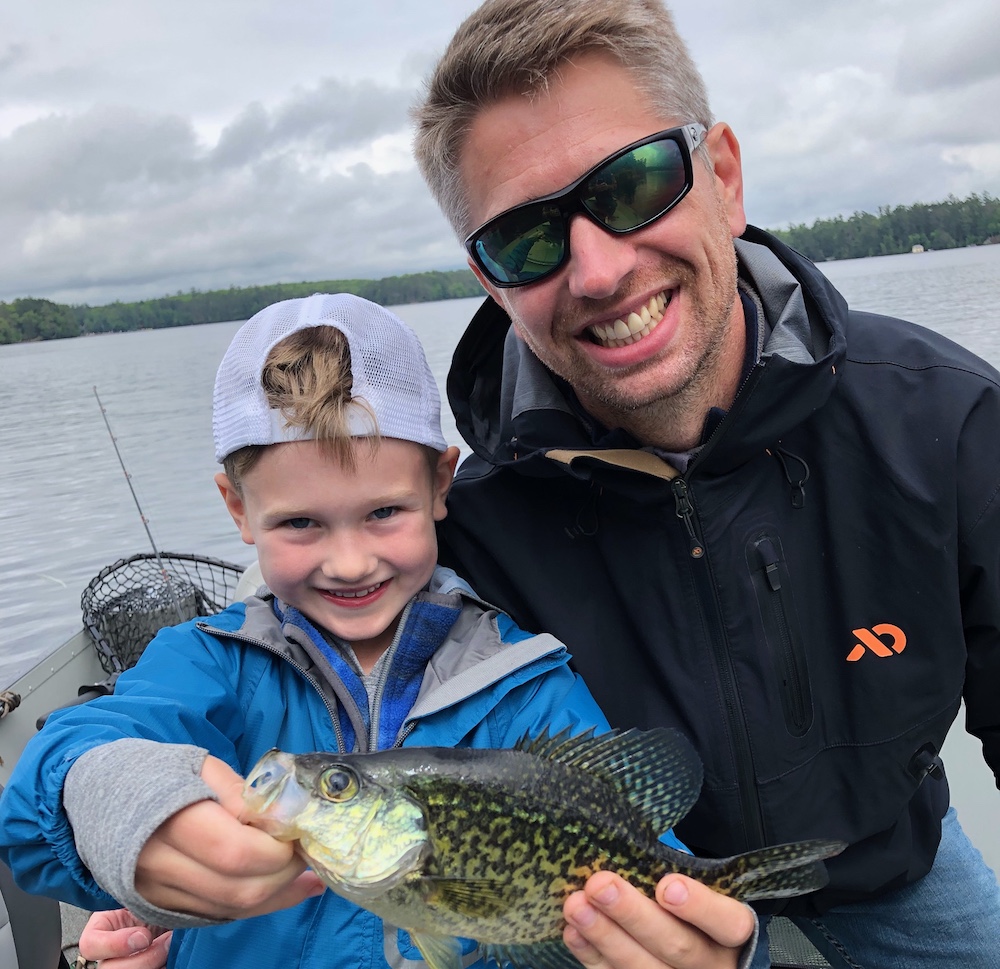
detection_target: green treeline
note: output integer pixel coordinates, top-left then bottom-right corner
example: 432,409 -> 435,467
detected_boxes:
0,269 -> 484,346
3,193 -> 999,346
772,192 -> 1000,262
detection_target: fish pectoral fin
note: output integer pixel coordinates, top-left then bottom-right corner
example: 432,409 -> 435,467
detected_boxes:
409,931 -> 467,969
423,876 -> 516,919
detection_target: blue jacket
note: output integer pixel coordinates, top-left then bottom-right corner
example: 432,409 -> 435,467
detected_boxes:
0,568 -> 614,968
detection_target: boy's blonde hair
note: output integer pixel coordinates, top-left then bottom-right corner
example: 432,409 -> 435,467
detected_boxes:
223,325 -> 378,488
412,0 -> 713,239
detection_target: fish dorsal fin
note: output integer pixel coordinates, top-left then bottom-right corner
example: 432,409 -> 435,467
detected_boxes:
409,931 -> 467,969
482,938 -> 585,969
515,727 -> 703,833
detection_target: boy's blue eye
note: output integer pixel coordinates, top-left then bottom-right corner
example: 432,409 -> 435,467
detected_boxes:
370,507 -> 396,521
287,517 -> 312,529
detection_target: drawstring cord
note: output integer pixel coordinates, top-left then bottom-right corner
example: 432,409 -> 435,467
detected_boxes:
773,447 -> 810,509
565,483 -> 601,539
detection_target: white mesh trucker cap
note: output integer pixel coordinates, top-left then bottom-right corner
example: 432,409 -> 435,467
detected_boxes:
213,293 -> 448,463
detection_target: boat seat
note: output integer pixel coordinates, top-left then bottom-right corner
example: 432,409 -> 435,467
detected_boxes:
234,559 -> 265,600
0,786 -> 69,969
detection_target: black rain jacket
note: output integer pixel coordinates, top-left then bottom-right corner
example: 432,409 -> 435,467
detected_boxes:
437,226 -> 1000,914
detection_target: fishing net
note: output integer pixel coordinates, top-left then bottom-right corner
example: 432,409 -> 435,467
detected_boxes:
768,916 -> 831,968
81,552 -> 246,675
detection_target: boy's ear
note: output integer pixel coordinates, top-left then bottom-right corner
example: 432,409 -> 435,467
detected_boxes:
215,472 -> 256,545
432,446 -> 461,521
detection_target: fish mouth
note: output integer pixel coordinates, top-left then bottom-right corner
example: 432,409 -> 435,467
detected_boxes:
585,291 -> 670,348
242,750 -> 302,834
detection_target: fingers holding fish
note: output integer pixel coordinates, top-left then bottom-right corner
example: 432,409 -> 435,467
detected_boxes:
134,757 -> 325,921
563,871 -> 750,969
654,875 -> 756,950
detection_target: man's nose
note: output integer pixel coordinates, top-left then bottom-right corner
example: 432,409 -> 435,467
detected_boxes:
564,215 -> 639,300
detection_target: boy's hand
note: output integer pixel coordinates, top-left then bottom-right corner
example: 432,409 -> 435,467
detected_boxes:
78,909 -> 171,969
563,872 -> 755,969
134,755 -> 325,920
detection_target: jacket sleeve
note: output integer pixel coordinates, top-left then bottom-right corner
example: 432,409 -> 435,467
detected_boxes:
0,616 -> 248,910
957,383 -> 1000,787
63,738 -> 224,928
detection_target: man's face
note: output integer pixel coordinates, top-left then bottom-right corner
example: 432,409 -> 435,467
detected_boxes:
459,54 -> 748,437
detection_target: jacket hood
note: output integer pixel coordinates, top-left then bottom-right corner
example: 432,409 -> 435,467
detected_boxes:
447,226 -> 848,479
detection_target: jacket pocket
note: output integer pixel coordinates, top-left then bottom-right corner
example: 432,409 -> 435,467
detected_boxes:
747,534 -> 814,737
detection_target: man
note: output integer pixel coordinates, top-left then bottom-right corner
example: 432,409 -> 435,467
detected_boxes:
412,0 -> 1000,966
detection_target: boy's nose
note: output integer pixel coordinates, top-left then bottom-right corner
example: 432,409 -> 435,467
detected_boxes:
564,215 -> 639,300
321,534 -> 377,584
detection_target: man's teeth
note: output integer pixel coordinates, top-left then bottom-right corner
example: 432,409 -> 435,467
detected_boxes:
588,292 -> 669,348
331,583 -> 382,599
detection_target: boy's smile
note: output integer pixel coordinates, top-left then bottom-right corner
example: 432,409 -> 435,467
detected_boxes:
217,438 -> 457,672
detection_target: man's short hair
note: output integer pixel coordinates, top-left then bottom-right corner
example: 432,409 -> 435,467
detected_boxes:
412,0 -> 713,239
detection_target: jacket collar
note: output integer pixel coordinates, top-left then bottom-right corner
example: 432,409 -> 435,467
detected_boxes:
448,226 -> 848,480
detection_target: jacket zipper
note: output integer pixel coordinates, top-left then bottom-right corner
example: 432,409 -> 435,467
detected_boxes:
668,479 -> 767,850
672,478 -> 705,558
197,622 -> 346,752
367,603 -> 412,752
751,537 -> 811,736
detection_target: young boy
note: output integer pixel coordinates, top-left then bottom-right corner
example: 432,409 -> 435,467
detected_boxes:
0,293 -> 616,968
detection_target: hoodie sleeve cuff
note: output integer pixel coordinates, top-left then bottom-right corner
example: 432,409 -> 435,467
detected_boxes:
63,738 -> 226,927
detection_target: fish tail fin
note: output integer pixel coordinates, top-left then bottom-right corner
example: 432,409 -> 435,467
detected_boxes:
712,838 -> 847,901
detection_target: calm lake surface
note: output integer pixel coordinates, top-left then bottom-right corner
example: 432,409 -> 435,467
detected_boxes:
2,243 -> 999,867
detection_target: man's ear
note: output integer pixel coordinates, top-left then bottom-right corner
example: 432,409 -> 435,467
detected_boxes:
705,122 -> 747,239
467,258 -> 506,307
432,446 -> 461,521
214,472 -> 255,545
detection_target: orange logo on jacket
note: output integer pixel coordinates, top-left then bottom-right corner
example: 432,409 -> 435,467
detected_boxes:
848,624 -> 907,662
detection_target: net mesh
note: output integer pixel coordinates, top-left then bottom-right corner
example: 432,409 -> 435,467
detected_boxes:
80,552 -> 245,675
769,917 -> 831,967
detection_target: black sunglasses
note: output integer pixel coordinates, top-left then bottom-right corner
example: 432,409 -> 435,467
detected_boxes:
465,122 -> 708,288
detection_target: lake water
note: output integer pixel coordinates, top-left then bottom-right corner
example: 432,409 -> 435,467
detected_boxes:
2,243 -> 999,868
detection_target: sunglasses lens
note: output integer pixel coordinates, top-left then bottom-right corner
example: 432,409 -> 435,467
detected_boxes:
582,138 -> 689,231
468,127 -> 698,287
474,203 -> 565,285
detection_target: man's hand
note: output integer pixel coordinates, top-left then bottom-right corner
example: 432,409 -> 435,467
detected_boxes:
563,872 -> 756,969
78,909 -> 171,969
133,755 -> 325,920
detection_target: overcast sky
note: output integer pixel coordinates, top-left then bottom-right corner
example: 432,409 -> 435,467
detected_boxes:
2,0 -> 998,306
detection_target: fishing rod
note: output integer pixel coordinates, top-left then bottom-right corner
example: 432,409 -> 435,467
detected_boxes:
93,386 -> 186,623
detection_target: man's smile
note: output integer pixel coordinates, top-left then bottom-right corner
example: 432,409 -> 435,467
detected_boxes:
585,291 -> 670,348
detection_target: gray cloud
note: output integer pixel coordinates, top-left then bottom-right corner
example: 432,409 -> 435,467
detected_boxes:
1,0 -> 997,305
896,0 -> 1000,92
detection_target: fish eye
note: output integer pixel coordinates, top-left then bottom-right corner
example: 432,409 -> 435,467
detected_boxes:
318,767 -> 360,802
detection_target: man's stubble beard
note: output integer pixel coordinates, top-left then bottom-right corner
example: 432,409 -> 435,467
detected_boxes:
555,247 -> 740,435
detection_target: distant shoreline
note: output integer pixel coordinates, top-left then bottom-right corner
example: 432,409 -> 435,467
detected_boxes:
3,191 -> 997,346
0,270 -> 485,346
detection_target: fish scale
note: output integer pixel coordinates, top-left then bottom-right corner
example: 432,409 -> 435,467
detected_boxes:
243,727 -> 846,969
410,770 -> 667,932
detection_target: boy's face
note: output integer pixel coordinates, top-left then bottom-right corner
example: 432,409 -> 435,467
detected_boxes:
216,438 -> 459,666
